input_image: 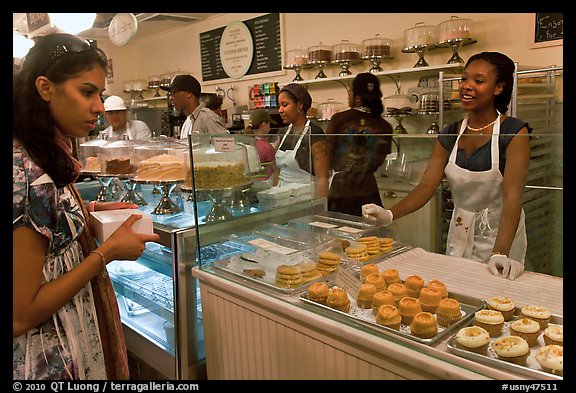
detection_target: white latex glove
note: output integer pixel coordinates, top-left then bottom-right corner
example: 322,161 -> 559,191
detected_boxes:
487,255 -> 524,280
362,204 -> 393,225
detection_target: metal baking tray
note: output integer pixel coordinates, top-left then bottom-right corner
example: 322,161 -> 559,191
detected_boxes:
300,288 -> 485,345
446,309 -> 563,380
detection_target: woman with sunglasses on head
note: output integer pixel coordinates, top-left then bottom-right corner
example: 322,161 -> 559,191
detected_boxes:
13,33 -> 160,380
362,52 -> 531,281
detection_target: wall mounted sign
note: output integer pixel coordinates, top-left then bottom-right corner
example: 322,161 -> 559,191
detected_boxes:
200,13 -> 282,82
108,13 -> 138,46
219,21 -> 254,79
529,13 -> 563,49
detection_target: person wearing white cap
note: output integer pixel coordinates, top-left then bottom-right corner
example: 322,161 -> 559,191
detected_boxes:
102,95 -> 152,140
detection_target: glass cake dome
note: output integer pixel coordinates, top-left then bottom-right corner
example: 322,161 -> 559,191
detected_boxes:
78,132 -> 111,173
97,138 -> 148,176
187,141 -> 252,190
132,138 -> 188,181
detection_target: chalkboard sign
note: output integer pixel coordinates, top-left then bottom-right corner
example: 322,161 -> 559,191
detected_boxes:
534,13 -> 563,43
200,13 -> 282,82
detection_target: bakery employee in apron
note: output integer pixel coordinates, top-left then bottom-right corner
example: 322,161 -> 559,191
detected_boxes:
362,52 -> 532,281
276,83 -> 330,198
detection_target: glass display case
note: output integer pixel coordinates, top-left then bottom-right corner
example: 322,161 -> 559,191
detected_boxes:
76,63 -> 562,380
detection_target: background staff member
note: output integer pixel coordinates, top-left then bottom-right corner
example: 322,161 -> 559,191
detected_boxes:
102,95 -> 153,140
161,74 -> 228,139
363,52 -> 531,281
325,72 -> 393,216
276,83 -> 330,197
243,108 -> 280,187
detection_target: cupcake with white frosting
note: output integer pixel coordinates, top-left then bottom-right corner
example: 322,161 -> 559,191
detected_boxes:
455,326 -> 490,355
543,324 -> 563,346
474,309 -> 505,337
520,305 -> 551,330
493,336 -> 530,365
509,318 -> 541,346
486,296 -> 515,321
535,345 -> 563,376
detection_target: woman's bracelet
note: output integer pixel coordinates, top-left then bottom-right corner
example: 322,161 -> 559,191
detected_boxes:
90,250 -> 107,271
491,252 -> 508,258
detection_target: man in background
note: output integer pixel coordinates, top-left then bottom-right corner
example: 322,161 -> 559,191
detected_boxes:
161,74 -> 228,139
102,95 -> 153,140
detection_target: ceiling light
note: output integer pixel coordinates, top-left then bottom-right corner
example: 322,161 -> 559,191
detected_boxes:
48,13 -> 97,35
13,30 -> 35,59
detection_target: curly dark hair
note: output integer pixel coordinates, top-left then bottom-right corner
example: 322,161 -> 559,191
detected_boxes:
13,33 -> 108,187
465,52 -> 516,114
351,72 -> 384,118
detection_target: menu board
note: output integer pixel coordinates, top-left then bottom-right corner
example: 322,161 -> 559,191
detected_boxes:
534,13 -> 563,43
200,13 -> 282,82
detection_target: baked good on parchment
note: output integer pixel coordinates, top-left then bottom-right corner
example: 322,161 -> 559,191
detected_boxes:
345,244 -> 369,262
379,237 -> 394,253
410,311 -> 438,339
307,282 -> 329,305
426,279 -> 448,299
381,268 -> 401,285
297,261 -> 322,283
486,296 -> 516,321
375,304 -> 402,330
365,272 -> 387,292
326,287 -> 351,313
360,264 -> 379,283
474,309 -> 504,338
535,345 -> 563,376
520,305 -> 551,330
275,264 -> 303,288
357,236 -> 381,256
405,275 -> 425,298
387,282 -> 408,307
436,298 -> 462,327
455,326 -> 490,355
543,324 -> 563,346
493,336 -> 530,365
356,283 -> 378,309
316,251 -> 341,276
398,296 -> 422,325
372,290 -> 395,316
419,287 -> 442,314
509,318 -> 542,346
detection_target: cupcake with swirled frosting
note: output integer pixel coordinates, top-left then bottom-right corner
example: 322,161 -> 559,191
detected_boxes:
486,296 -> 516,321
520,305 -> 551,330
543,324 -> 563,346
535,345 -> 563,376
493,336 -> 530,365
455,326 -> 491,355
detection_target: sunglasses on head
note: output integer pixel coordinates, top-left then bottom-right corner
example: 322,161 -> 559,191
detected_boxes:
40,36 -> 107,74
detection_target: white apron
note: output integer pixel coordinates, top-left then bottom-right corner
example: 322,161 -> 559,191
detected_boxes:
445,115 -> 527,263
276,120 -> 313,186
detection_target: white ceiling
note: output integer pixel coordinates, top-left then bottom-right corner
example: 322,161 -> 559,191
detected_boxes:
13,13 -> 220,42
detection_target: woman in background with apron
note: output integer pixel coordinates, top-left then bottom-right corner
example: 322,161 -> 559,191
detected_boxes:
362,52 -> 531,281
276,83 -> 330,198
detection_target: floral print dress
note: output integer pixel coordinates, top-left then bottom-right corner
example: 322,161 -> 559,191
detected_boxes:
13,141 -> 107,380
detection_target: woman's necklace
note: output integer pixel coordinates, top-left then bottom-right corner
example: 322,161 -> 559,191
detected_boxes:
467,115 -> 500,132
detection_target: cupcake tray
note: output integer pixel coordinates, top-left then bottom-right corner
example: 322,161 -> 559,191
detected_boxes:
299,288 -> 485,345
446,310 -> 563,380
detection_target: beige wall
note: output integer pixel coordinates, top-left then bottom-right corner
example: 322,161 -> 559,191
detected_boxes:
100,13 -> 563,115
